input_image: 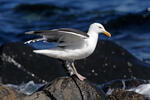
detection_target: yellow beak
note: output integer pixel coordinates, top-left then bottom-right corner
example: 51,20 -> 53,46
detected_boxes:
103,31 -> 111,37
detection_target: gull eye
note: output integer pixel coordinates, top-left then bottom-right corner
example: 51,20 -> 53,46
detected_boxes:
99,26 -> 102,29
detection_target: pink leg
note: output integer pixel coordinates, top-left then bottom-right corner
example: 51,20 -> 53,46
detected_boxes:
72,63 -> 86,81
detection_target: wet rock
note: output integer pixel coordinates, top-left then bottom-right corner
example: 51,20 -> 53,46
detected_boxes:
0,77 -> 149,100
24,76 -> 106,100
45,76 -> 106,100
101,79 -> 149,100
108,89 -> 146,100
0,77 -> 106,100
0,40 -> 150,84
0,43 -> 67,84
102,79 -> 149,93
23,91 -> 52,100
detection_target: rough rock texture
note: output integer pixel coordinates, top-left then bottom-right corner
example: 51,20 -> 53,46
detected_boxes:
0,77 -> 106,100
108,89 -> 146,100
101,79 -> 149,100
102,79 -> 149,93
42,76 -> 106,100
0,77 -> 149,100
0,40 -> 150,84
24,76 -> 106,100
0,83 -> 25,100
23,91 -> 51,100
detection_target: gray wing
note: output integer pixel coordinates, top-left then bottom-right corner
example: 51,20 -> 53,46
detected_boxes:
25,28 -> 89,48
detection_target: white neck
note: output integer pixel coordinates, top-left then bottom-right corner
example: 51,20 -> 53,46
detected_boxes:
87,24 -> 99,42
87,29 -> 98,39
85,30 -> 99,55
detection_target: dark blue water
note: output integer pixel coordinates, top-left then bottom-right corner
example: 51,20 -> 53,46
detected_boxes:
0,0 -> 150,61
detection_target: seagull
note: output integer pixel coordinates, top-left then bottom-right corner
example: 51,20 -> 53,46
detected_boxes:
25,23 -> 111,81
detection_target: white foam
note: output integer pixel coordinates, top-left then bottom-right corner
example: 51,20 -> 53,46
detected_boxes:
127,83 -> 150,99
106,88 -> 114,95
7,81 -> 44,95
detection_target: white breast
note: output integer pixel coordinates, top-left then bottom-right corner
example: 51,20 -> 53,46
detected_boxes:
81,32 -> 98,58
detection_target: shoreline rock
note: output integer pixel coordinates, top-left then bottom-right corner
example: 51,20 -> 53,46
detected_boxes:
0,77 -> 107,100
24,76 -> 107,100
0,83 -> 25,100
108,89 -> 146,100
0,77 -> 149,100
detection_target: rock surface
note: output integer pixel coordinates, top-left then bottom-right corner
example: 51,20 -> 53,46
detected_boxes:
102,79 -> 149,93
24,76 -> 106,100
0,77 -> 149,100
101,79 -> 149,100
0,40 -> 150,84
0,43 -> 66,84
0,77 -> 106,100
108,89 -> 146,100
0,83 -> 25,100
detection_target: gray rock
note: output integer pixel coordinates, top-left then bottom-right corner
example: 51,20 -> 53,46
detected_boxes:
42,76 -> 106,100
102,79 -> 149,100
108,89 -> 147,100
102,79 -> 149,93
0,77 -> 149,100
23,76 -> 107,100
0,83 -> 25,100
23,91 -> 51,100
0,77 -> 107,100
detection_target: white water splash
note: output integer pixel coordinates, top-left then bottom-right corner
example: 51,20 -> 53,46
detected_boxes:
106,88 -> 114,95
7,81 -> 45,95
100,79 -> 150,99
127,83 -> 150,99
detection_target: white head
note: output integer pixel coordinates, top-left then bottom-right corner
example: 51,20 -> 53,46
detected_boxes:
88,23 -> 111,37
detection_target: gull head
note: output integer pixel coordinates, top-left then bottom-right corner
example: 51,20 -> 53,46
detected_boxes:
89,23 -> 111,37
